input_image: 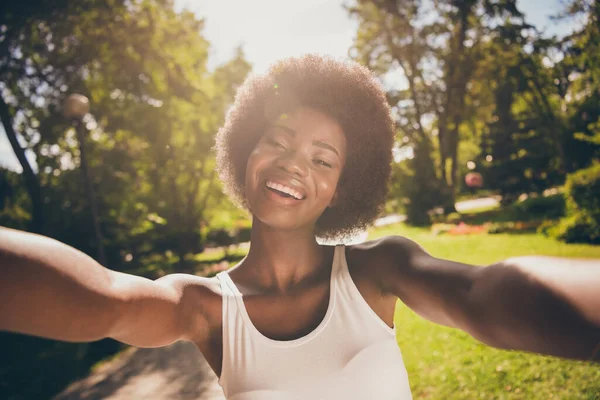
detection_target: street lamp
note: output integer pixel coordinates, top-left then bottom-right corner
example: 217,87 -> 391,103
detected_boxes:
63,94 -> 107,266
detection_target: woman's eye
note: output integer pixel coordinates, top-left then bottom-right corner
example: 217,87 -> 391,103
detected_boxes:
268,139 -> 285,150
314,159 -> 332,168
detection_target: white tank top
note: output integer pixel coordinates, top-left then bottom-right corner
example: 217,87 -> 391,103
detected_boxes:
216,245 -> 412,399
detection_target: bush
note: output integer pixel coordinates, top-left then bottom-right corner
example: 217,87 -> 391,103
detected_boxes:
445,212 -> 463,224
205,225 -> 251,250
235,226 -> 252,243
206,228 -> 234,248
546,163 -> 600,244
543,213 -> 600,244
513,194 -> 566,220
566,162 -> 600,213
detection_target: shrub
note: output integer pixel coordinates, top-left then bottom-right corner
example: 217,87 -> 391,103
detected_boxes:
547,163 -> 600,244
445,212 -> 463,224
544,213 -> 600,244
513,193 -> 566,220
207,229 -> 234,248
235,226 -> 252,243
566,162 -> 600,214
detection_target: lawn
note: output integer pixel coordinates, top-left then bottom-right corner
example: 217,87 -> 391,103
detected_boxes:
367,223 -> 600,399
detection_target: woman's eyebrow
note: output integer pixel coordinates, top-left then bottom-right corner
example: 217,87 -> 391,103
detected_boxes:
313,140 -> 339,157
271,123 -> 340,156
271,123 -> 296,136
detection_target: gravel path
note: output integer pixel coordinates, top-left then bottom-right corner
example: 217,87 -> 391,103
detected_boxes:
53,342 -> 225,400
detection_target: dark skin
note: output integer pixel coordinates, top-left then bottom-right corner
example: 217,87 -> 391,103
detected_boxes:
1,108 -> 599,385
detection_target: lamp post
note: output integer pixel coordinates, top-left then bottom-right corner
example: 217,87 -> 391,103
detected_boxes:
63,94 -> 107,266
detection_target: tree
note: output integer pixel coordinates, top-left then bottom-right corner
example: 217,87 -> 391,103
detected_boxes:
0,0 -> 75,232
480,0 -> 600,202
477,23 -> 566,202
348,0 -> 524,222
558,0 -> 600,167
1,1 -> 251,271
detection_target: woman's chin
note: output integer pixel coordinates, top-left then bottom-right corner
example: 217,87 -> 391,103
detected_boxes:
252,213 -> 316,235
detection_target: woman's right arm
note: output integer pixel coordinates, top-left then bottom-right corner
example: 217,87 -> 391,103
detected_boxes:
0,227 -> 211,348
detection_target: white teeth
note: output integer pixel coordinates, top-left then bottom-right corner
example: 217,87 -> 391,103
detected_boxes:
266,180 -> 304,200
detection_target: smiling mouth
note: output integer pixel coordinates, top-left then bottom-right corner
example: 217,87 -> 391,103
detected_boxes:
265,180 -> 306,200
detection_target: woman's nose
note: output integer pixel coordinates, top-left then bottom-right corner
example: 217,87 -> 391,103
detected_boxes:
276,151 -> 309,177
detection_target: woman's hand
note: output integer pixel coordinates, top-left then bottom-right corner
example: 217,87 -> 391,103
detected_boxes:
0,227 -> 213,348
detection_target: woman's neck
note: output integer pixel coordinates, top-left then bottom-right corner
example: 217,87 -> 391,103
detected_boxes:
238,218 -> 331,293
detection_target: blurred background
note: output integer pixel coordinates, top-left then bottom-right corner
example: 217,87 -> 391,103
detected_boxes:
1,0 -> 599,399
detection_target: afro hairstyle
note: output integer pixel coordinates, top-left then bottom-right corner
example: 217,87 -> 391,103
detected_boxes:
215,54 -> 395,239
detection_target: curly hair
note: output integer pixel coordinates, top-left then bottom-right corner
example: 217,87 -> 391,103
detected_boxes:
215,54 -> 394,239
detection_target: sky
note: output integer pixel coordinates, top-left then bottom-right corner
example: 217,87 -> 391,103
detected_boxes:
186,0 -> 581,72
0,0 -> 583,172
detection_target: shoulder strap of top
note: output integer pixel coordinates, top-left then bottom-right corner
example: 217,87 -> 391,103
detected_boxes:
217,270 -> 240,296
334,244 -> 396,334
334,244 -> 350,281
215,271 -> 241,394
334,244 -> 364,297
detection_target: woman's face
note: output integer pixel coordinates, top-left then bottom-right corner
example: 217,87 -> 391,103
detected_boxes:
245,107 -> 347,233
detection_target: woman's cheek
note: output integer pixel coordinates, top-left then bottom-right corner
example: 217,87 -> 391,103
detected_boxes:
317,172 -> 339,201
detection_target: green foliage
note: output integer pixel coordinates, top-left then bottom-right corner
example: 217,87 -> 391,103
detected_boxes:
1,0 -> 251,272
350,0 -> 487,217
0,168 -> 31,230
513,194 -> 566,220
478,20 -> 571,202
387,150 -> 442,225
548,213 -> 600,245
560,0 -> 600,169
566,162 -> 600,213
352,0 -> 600,216
405,144 -> 443,225
207,228 -> 235,248
547,163 -> 600,244
349,0 -> 569,219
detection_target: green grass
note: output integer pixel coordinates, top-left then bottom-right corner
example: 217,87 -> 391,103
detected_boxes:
370,223 -> 600,265
367,223 -> 600,399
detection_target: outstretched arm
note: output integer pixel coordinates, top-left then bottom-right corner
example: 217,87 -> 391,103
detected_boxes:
376,236 -> 600,362
0,227 -> 211,347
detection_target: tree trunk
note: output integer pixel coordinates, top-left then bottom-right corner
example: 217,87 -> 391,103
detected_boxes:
439,1 -> 475,214
444,126 -> 460,214
0,96 -> 44,233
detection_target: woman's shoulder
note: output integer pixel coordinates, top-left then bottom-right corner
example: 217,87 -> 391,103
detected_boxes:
344,235 -> 429,293
157,273 -> 224,337
346,235 -> 424,268
157,273 -> 223,298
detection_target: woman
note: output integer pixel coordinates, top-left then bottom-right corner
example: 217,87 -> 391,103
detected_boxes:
1,55 -> 599,399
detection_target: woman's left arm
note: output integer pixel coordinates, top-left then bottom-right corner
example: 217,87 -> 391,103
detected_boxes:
470,255 -> 600,361
377,236 -> 600,362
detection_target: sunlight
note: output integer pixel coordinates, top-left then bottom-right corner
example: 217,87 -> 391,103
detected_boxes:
175,0 -> 358,72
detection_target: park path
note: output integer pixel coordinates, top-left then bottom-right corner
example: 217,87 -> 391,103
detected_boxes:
53,197 -> 501,400
53,342 -> 225,400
